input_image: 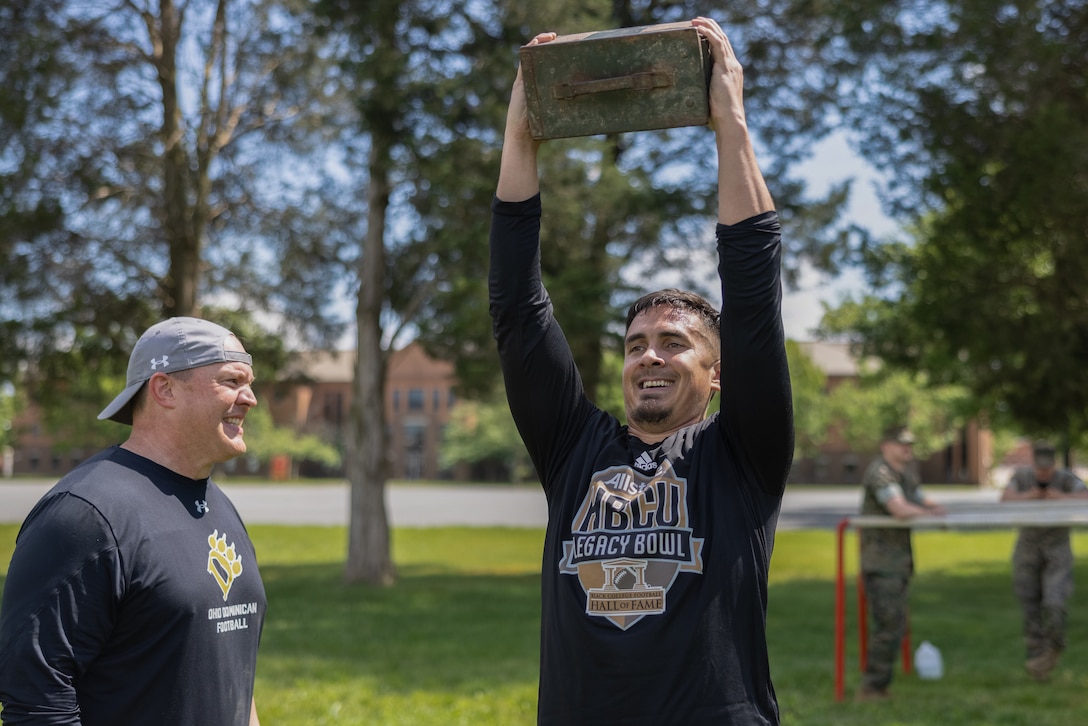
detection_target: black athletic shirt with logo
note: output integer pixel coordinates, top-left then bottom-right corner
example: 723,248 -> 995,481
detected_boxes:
489,194 -> 794,726
0,447 -> 266,726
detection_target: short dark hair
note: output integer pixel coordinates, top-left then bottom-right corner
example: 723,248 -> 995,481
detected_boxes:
625,289 -> 721,342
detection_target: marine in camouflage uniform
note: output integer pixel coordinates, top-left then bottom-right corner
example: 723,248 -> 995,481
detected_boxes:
857,426 -> 944,699
1001,440 -> 1088,681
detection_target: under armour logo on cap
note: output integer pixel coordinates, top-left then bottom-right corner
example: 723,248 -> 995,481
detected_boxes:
150,355 -> 170,370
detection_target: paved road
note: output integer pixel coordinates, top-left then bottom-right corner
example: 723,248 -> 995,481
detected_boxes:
0,479 -> 1003,530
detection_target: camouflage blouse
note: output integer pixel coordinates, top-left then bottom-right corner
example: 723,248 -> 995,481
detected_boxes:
859,456 -> 927,575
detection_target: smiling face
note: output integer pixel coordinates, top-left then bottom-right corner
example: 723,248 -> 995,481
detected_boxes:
622,305 -> 721,443
171,336 -> 257,474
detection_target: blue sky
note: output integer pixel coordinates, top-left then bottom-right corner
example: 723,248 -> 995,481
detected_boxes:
783,132 -> 894,340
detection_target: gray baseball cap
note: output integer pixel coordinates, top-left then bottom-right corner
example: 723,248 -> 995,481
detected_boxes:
1032,439 -> 1056,468
98,317 -> 253,425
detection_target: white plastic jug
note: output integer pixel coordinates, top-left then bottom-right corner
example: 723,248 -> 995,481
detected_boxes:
914,640 -> 943,680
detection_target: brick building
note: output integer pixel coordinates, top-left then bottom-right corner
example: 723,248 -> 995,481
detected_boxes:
263,342 -> 459,480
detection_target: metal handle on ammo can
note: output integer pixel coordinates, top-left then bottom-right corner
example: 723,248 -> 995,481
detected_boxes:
551,71 -> 673,100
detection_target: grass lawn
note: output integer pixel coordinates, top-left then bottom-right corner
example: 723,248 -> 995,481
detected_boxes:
3,523 -> 1088,724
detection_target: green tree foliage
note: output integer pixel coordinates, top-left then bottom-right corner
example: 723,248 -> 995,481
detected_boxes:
825,367 -> 974,460
0,0 -> 351,408
0,383 -> 20,453
239,404 -> 341,473
814,1 -> 1088,444
0,0 -> 76,387
409,0 -> 867,400
440,396 -> 533,483
786,340 -> 831,459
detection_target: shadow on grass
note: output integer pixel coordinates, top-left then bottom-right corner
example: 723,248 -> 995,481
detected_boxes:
257,561 -> 541,694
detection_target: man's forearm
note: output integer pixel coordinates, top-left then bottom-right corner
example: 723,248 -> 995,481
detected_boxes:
497,127 -> 539,202
497,37 -> 553,203
692,17 -> 775,225
716,129 -> 774,225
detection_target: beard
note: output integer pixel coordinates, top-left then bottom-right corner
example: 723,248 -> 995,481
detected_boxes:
629,402 -> 672,428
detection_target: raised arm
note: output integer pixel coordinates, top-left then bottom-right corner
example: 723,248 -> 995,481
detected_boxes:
695,18 -> 792,495
692,17 -> 774,225
495,33 -> 556,203
490,32 -> 597,487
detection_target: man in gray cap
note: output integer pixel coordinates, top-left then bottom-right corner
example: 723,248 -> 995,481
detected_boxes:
856,425 -> 946,701
0,317 -> 266,725
1001,439 -> 1088,681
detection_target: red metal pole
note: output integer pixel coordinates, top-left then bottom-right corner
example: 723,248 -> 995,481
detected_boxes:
902,605 -> 912,674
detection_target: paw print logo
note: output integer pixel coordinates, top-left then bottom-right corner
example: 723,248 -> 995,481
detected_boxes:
207,530 -> 244,601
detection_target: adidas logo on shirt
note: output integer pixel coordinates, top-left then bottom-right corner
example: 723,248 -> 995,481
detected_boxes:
633,451 -> 656,472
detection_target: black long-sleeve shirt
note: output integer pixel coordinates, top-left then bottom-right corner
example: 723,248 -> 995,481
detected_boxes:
0,447 -> 265,726
489,194 -> 793,725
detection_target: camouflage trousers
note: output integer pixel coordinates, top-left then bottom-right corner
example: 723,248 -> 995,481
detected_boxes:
861,571 -> 911,691
1013,540 -> 1074,658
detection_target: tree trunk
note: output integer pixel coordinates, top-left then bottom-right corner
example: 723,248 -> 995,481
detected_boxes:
343,140 -> 395,586
155,0 -> 200,317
